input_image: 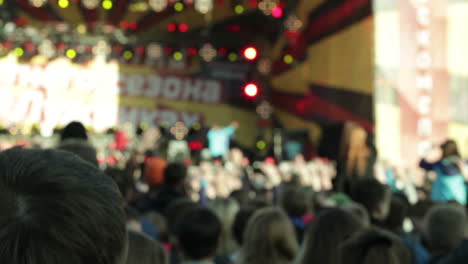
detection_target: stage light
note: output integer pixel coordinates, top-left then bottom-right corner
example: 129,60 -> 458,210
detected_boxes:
123,50 -> 133,60
256,140 -> 266,150
29,0 -> 47,7
192,122 -> 201,130
244,83 -> 259,98
38,40 -> 55,58
173,51 -> 183,61
0,0 -> 4,6
271,6 -> 283,18
66,49 -> 77,59
179,23 -> 189,32
167,23 -> 177,32
234,4 -> 244,14
199,44 -> 217,62
102,0 -> 113,10
58,0 -> 69,8
243,46 -> 258,61
147,43 -> 162,59
218,48 -> 227,56
187,47 -> 198,56
149,0 -> 168,12
285,15 -> 302,32
228,53 -> 237,62
136,46 -> 145,55
174,2 -> 184,12
195,0 -> 214,14
283,54 -> 294,64
82,0 -> 100,9
14,47 -> 24,57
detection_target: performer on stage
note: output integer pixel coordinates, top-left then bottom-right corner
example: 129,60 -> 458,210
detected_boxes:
420,140 -> 467,205
207,121 -> 239,158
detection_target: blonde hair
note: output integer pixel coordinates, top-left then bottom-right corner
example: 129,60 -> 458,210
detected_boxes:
209,198 -> 240,256
241,207 -> 299,264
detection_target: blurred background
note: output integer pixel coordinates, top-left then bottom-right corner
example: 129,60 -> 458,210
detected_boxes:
0,0 -> 466,174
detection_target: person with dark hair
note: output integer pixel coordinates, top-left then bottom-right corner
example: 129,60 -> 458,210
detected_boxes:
241,207 -> 299,264
58,121 -> 98,166
60,121 -> 88,141
231,207 -> 257,262
0,147 -> 127,264
164,199 -> 199,264
420,140 -> 467,204
297,208 -> 364,264
280,186 -> 311,242
438,239 -> 468,264
349,178 -> 391,226
384,195 -> 430,264
106,167 -> 134,201
152,163 -> 189,213
340,228 -> 412,264
424,204 -> 467,264
126,230 -> 167,264
177,207 -> 222,264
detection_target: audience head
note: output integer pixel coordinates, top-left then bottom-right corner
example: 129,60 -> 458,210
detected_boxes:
424,204 -> 467,254
58,139 -> 98,166
61,121 -> 88,142
0,147 -> 127,264
300,208 -> 364,264
163,163 -> 187,188
209,198 -> 240,255
384,195 -> 409,233
350,178 -> 391,221
241,207 -> 299,264
340,228 -> 412,264
145,212 -> 169,242
233,207 -> 257,246
165,199 -> 198,238
281,186 -> 310,217
177,207 -> 222,261
126,230 -> 167,264
106,167 -> 134,201
341,202 -> 370,227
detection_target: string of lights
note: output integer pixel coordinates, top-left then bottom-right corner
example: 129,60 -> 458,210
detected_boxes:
12,0 -> 287,17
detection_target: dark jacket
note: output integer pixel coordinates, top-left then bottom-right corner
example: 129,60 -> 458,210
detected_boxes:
438,240 -> 468,264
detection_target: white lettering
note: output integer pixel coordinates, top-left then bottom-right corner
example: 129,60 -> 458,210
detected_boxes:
418,96 -> 432,115
416,74 -> 433,90
163,78 -> 182,100
417,118 -> 432,136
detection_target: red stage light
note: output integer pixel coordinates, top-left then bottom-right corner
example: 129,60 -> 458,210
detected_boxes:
120,21 -> 129,30
218,48 -> 228,56
164,46 -> 173,54
243,46 -> 258,61
179,23 -> 189,32
272,6 -> 283,18
244,83 -> 259,98
167,23 -> 177,32
129,21 -> 138,30
136,46 -> 145,55
187,47 -> 198,56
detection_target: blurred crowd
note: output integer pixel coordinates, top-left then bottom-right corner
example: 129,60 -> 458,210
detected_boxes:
1,121 -> 468,264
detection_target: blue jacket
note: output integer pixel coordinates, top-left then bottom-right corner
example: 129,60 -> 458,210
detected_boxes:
420,157 -> 467,205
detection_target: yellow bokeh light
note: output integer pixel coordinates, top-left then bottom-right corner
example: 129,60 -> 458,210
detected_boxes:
283,54 -> 294,64
14,48 -> 24,57
235,5 -> 244,14
173,51 -> 183,61
58,0 -> 70,8
66,49 -> 77,59
102,0 -> 113,10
